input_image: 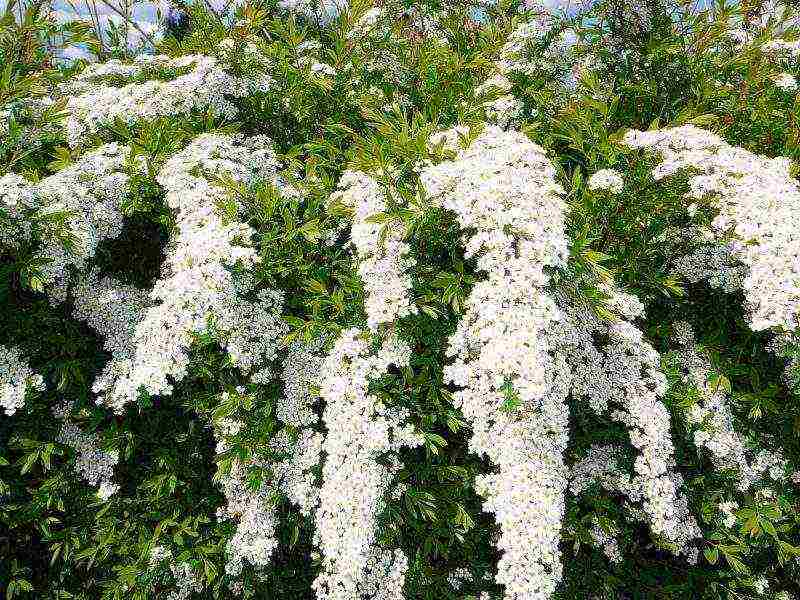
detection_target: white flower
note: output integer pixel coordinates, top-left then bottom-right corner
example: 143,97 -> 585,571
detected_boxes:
588,169 -> 625,194
421,125 -> 701,598
0,345 -> 45,416
773,72 -> 799,91
61,53 -> 273,148
623,125 -> 800,332
329,171 -> 417,330
53,402 -> 119,498
85,134 -> 290,413
313,329 -> 422,600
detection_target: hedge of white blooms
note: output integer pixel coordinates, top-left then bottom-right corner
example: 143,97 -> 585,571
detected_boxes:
3,0 -> 800,599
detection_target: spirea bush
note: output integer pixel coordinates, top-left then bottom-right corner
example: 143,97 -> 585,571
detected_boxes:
4,0 -> 800,598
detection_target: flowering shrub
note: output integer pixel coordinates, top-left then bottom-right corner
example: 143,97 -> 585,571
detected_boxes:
4,1 -> 800,599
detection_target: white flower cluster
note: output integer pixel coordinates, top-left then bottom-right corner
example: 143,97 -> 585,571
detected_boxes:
671,321 -> 792,492
278,336 -> 326,429
313,328 -> 422,600
214,337 -> 327,579
623,124 -> 800,332
63,53 -> 273,148
559,302 -> 702,555
0,108 -> 9,138
774,72 -> 799,91
214,414 -> 281,577
0,345 -> 45,416
474,18 -> 565,130
768,330 -> 800,394
422,125 -> 571,600
1,144 -> 131,303
447,567 -> 474,591
278,0 -> 346,25
475,73 -> 523,130
60,54 -> 186,95
335,4 -> 414,100
569,442 -> 696,560
763,38 -> 800,59
71,271 -> 150,402
497,17 -> 581,88
215,400 -> 324,577
496,19 -> 549,76
588,517 -> 623,564
671,230 -> 749,293
330,170 -> 417,330
52,402 -> 119,499
168,561 -> 204,600
92,134 -> 288,412
587,168 -> 625,194
671,322 -> 756,488
0,173 -> 41,249
349,5 -> 383,36
148,545 -> 203,600
570,444 -> 637,497
718,500 -> 739,528
421,126 -> 700,595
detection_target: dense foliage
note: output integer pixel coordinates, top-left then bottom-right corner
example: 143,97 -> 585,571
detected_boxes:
3,1 -> 800,599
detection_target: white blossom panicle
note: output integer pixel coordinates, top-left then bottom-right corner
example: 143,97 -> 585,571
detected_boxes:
587,168 -> 625,194
149,545 -> 204,600
63,53 -> 273,148
496,19 -> 549,76
168,561 -> 204,600
422,125 -> 571,600
0,173 -> 40,249
569,441 -> 697,561
52,403 -> 119,498
2,144 -> 131,303
769,330 -> 800,394
475,73 -> 523,130
623,124 -> 800,332
92,134 -> 288,412
60,54 -> 181,95
671,322 -> 755,488
726,28 -> 752,47
599,282 -> 646,320
313,328 -> 422,600
595,320 -> 701,551
421,126 -> 700,591
762,38 -> 800,59
559,304 -> 701,554
0,345 -> 45,416
330,170 -> 417,330
447,567 -> 474,591
214,414 -> 281,577
278,336 -> 327,429
149,544 -> 171,566
496,17 -> 579,89
671,230 -> 749,293
671,321 -> 791,490
36,143 -> 131,303
349,5 -> 383,37
280,427 -> 325,515
570,444 -> 637,498
71,272 -> 150,400
214,337 -> 328,578
0,108 -> 9,138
